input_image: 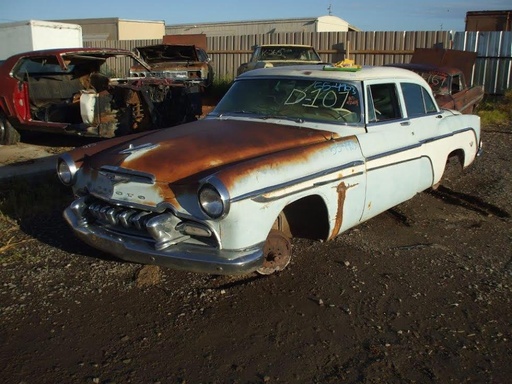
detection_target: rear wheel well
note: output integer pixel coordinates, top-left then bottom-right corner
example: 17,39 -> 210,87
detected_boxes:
441,149 -> 465,187
282,195 -> 330,241
447,149 -> 465,166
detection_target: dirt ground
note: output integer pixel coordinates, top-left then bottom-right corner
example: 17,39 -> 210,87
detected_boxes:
0,119 -> 511,383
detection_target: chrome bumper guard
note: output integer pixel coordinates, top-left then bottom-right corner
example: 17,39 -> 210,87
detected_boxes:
477,139 -> 484,157
63,204 -> 265,275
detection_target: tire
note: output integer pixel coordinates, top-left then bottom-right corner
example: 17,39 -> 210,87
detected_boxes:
0,115 -> 21,145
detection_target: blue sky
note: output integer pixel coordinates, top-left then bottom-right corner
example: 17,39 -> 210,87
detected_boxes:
0,0 -> 510,31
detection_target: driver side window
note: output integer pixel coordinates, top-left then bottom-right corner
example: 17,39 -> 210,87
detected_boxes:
368,83 -> 402,121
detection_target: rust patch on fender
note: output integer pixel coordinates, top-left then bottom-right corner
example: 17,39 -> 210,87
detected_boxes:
216,135 -> 358,191
329,181 -> 347,241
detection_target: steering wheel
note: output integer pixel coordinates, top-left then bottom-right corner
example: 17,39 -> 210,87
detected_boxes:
315,107 -> 352,122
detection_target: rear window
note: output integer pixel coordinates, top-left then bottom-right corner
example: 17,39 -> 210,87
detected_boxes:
417,71 -> 449,95
14,57 -> 73,75
257,47 -> 321,61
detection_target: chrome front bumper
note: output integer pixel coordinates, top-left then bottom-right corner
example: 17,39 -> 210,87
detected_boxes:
63,206 -> 265,275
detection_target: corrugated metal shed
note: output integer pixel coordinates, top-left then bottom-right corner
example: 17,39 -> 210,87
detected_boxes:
165,15 -> 360,36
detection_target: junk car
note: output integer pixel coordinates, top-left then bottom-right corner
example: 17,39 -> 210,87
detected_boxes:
0,48 -> 202,145
130,44 -> 214,90
237,44 -> 324,76
388,48 -> 484,114
57,65 -> 481,275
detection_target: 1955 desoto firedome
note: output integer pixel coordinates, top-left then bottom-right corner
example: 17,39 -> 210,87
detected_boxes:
57,64 -> 482,275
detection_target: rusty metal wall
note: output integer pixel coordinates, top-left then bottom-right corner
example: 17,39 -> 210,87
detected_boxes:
84,30 -> 512,94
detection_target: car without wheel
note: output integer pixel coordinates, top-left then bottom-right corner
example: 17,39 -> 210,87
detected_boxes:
57,64 -> 482,275
130,44 -> 214,91
0,48 -> 202,145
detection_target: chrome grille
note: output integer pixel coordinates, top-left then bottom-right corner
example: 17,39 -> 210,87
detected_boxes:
87,201 -> 158,232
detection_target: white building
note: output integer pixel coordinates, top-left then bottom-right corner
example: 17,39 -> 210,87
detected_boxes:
165,15 -> 360,36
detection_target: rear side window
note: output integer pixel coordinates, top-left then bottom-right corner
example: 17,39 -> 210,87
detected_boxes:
197,49 -> 208,62
451,74 -> 463,93
401,82 -> 437,116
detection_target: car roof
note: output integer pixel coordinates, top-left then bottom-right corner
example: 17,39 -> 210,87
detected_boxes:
5,47 -> 133,59
238,64 -> 428,83
1,47 -> 151,72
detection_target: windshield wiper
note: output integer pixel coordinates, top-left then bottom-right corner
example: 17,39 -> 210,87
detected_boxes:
217,111 -> 304,123
261,114 -> 304,123
217,110 -> 255,118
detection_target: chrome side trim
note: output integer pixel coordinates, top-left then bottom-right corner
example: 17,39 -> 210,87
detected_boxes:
367,155 -> 429,172
365,143 -> 422,162
366,127 -> 478,163
232,160 -> 365,203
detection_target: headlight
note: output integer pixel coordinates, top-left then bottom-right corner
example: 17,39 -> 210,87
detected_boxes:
56,153 -> 77,186
198,181 -> 230,219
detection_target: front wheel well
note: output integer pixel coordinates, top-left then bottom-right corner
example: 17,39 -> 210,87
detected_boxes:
282,195 -> 330,241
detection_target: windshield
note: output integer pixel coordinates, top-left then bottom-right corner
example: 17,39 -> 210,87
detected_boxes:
212,78 -> 362,124
258,46 -> 321,61
139,45 -> 198,63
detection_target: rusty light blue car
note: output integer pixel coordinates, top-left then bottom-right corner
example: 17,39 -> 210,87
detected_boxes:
57,65 -> 482,275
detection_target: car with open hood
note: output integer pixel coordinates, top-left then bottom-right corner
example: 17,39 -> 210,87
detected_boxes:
130,44 -> 214,90
0,48 -> 202,145
236,44 -> 324,76
57,64 -> 482,275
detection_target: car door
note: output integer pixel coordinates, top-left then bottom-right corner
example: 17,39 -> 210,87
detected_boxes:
357,80 -> 435,222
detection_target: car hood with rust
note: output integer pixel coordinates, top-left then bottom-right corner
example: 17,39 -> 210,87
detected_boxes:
80,119 -> 337,184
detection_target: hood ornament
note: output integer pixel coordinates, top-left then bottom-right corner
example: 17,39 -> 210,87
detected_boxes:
119,143 -> 158,155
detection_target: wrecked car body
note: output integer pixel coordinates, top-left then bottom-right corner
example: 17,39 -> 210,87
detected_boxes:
389,48 -> 484,114
0,48 -> 201,145
130,44 -> 214,90
58,65 -> 481,275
